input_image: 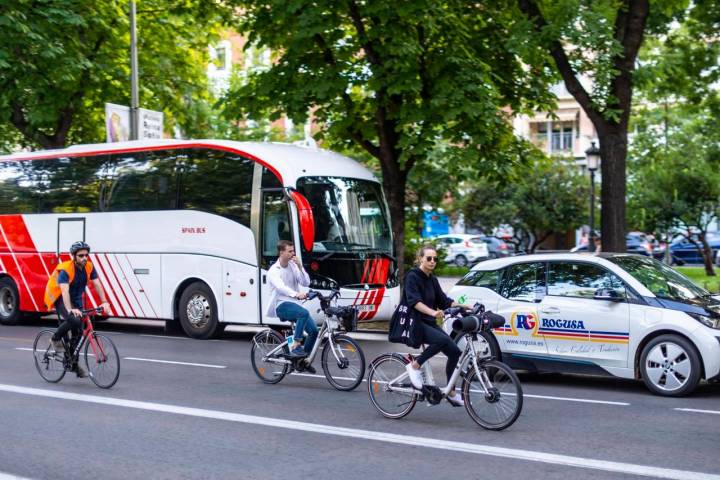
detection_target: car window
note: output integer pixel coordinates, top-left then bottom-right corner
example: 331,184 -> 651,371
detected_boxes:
547,262 -> 626,299
457,270 -> 500,291
499,262 -> 546,302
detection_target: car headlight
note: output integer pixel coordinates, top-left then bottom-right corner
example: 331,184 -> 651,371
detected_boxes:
687,312 -> 720,329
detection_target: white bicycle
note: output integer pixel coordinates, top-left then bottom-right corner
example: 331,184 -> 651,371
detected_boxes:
251,289 -> 365,391
367,305 -> 523,430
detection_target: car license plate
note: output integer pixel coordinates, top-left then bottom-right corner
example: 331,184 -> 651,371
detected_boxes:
355,304 -> 376,312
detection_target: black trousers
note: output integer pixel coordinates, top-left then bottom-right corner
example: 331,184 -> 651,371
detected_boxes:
416,321 -> 461,383
52,301 -> 82,342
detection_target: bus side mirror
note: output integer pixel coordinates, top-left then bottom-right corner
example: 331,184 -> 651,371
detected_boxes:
288,190 -> 315,252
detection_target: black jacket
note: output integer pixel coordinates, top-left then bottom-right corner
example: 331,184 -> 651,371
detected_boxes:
403,267 -> 453,326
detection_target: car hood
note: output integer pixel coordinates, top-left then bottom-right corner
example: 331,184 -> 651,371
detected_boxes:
654,295 -> 720,318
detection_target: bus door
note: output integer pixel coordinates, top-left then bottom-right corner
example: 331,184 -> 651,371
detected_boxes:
259,190 -> 292,322
57,217 -> 85,260
222,256 -> 259,325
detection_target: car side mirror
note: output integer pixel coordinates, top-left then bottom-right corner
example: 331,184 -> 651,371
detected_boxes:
594,288 -> 624,302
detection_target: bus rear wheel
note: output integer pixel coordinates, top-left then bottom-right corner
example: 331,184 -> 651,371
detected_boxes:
178,282 -> 221,339
0,277 -> 21,326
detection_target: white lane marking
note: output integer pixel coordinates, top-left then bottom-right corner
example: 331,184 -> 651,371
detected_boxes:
0,383 -> 715,480
0,471 -> 33,480
523,394 -> 629,406
15,348 -> 33,352
123,357 -> 226,369
675,408 -> 720,416
139,334 -> 191,340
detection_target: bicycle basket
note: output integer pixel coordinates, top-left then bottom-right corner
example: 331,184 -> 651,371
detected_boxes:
340,308 -> 358,332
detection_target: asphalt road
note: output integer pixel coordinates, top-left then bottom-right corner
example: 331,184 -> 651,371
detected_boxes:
0,317 -> 719,480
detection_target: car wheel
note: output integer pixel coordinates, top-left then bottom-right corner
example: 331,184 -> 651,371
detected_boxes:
178,282 -> 221,339
640,334 -> 702,397
0,277 -> 21,325
454,255 -> 468,267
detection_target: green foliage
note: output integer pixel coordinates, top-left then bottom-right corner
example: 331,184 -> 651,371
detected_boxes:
461,149 -> 588,252
0,0 -> 232,150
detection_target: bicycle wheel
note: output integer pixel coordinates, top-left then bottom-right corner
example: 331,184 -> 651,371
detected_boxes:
33,330 -> 66,383
321,334 -> 366,391
367,354 -> 417,419
84,333 -> 120,389
251,329 -> 289,384
462,360 -> 522,431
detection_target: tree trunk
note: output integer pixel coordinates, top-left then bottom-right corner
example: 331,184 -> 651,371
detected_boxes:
383,172 -> 407,279
598,128 -> 628,253
700,235 -> 716,277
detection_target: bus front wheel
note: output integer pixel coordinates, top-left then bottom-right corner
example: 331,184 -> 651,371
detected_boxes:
0,277 -> 21,326
178,282 -> 221,340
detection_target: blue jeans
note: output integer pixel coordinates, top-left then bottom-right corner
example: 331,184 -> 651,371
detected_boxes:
276,301 -> 318,354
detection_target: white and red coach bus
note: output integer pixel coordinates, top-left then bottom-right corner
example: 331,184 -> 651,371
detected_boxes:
0,140 -> 399,338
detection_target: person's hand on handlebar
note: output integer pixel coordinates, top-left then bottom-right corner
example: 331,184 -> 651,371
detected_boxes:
434,309 -> 445,320
70,308 -> 82,317
99,302 -> 111,313
296,292 -> 308,300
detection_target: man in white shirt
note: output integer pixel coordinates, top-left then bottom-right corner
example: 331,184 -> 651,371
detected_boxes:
267,240 -> 318,371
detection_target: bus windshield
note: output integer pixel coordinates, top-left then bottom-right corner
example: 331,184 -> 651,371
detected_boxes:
296,176 -> 392,254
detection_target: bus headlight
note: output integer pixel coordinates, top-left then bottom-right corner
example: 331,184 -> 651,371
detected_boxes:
688,312 -> 720,329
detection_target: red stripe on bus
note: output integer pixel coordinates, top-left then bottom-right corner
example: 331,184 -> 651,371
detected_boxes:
0,216 -> 42,310
115,254 -> 146,317
125,254 -> 158,318
103,253 -> 137,318
91,255 -> 124,317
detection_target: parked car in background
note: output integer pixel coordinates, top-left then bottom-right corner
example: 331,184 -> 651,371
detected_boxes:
571,234 -> 653,255
435,234 -> 489,266
669,232 -> 720,265
478,236 -> 515,259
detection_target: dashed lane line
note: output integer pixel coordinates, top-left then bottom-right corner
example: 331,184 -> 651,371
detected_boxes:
123,357 -> 227,369
0,383 -> 716,480
674,408 -> 720,416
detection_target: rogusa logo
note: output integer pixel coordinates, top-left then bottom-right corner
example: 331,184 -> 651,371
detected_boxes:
510,311 -> 540,336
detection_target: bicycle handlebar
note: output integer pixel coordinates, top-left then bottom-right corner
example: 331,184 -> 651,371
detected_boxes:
80,307 -> 105,316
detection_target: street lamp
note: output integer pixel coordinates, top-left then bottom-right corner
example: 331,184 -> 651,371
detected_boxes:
585,141 -> 601,248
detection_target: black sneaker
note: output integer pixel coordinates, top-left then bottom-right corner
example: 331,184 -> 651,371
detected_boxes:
75,365 -> 88,379
303,361 -> 316,374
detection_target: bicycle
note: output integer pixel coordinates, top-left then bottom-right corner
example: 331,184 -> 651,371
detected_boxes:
32,307 -> 120,389
251,289 -> 365,391
367,304 -> 523,430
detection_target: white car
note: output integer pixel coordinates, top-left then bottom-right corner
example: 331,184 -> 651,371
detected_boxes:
435,234 -> 489,266
449,252 -> 720,396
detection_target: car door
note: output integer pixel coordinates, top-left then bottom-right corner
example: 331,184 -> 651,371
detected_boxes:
496,262 -> 548,355
540,261 -> 630,368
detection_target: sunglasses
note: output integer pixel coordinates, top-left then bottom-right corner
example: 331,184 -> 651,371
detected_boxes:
425,256 -> 438,262
75,253 -> 88,258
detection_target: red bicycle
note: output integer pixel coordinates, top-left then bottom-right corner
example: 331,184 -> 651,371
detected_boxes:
32,307 -> 120,388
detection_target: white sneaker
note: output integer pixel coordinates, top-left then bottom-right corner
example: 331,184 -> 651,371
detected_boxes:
405,363 -> 423,389
447,394 -> 464,407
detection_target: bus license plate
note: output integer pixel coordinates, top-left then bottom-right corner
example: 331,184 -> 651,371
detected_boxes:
355,305 -> 376,312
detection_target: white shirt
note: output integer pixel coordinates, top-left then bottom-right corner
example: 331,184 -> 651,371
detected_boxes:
266,259 -> 311,317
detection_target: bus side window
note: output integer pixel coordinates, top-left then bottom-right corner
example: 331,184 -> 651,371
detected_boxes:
181,148 -> 254,227
105,151 -> 180,211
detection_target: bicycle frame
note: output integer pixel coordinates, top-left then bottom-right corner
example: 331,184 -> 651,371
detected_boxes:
64,314 -> 109,366
258,317 -> 345,367
383,333 -> 496,399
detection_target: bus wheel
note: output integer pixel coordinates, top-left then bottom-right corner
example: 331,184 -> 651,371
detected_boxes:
178,282 -> 220,339
0,277 -> 21,325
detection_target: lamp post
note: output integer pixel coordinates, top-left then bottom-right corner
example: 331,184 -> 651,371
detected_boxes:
585,141 -> 601,247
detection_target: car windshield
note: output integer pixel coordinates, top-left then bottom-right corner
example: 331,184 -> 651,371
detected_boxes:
606,255 -> 710,301
296,176 -> 393,253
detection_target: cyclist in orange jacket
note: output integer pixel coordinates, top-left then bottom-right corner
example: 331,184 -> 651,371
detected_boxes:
44,241 -> 110,377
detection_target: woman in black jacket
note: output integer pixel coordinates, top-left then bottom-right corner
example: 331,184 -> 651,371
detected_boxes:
404,244 -> 470,406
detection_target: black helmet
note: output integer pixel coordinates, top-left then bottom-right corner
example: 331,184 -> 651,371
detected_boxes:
70,241 -> 91,255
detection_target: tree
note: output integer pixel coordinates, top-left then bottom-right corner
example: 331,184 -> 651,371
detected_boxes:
628,104 -> 720,276
0,0 -> 231,151
462,149 -> 588,253
516,0 -> 689,253
222,0 -> 556,275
